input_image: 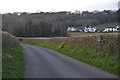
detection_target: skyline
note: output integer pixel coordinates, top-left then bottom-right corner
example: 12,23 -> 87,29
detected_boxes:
0,0 -> 119,13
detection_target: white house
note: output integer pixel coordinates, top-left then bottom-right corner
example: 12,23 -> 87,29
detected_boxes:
103,25 -> 120,32
79,29 -> 82,32
116,25 -> 120,31
103,27 -> 115,32
84,26 -> 97,32
67,27 -> 77,32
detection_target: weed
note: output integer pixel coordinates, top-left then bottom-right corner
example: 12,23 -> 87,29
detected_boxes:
2,44 -> 24,78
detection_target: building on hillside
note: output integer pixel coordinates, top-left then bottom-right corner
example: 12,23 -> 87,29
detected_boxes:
67,27 -> 77,32
84,26 -> 97,32
78,29 -> 83,32
116,25 -> 120,31
103,25 -> 120,32
97,29 -> 104,33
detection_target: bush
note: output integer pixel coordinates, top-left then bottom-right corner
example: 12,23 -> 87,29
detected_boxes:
2,43 -> 24,78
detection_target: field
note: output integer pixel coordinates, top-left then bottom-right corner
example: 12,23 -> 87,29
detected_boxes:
96,22 -> 118,29
68,32 -> 105,36
20,33 -> 120,75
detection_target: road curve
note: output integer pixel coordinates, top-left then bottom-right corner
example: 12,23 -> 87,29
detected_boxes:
21,44 -> 117,78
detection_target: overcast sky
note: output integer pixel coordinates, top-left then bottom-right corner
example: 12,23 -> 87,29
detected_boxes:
0,0 -> 119,13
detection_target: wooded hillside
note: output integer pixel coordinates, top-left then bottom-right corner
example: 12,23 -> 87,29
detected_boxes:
2,10 -> 119,37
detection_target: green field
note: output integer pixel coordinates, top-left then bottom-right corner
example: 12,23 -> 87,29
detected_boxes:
68,22 -> 118,36
68,32 -> 105,36
2,44 -> 24,78
96,22 -> 118,29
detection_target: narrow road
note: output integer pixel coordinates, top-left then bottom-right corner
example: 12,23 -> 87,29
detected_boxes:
21,44 -> 117,78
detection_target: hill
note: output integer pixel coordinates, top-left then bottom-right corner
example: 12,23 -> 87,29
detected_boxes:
96,22 -> 118,29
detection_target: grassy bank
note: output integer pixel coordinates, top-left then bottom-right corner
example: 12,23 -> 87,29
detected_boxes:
21,40 -> 119,75
2,43 -> 24,78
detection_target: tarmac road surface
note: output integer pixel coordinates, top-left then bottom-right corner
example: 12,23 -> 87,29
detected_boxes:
21,44 -> 118,78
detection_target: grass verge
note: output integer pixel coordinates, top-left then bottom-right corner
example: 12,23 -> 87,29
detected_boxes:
2,43 -> 24,78
68,32 -> 105,36
21,41 -> 119,75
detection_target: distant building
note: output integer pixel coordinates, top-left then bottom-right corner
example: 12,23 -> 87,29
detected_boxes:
97,29 -> 104,33
103,27 -> 116,32
103,25 -> 120,32
84,26 -> 97,32
78,29 -> 82,32
116,25 -> 120,31
67,27 -> 77,32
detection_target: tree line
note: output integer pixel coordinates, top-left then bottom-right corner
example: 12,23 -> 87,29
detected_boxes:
2,10 -> 118,37
13,20 -> 67,37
